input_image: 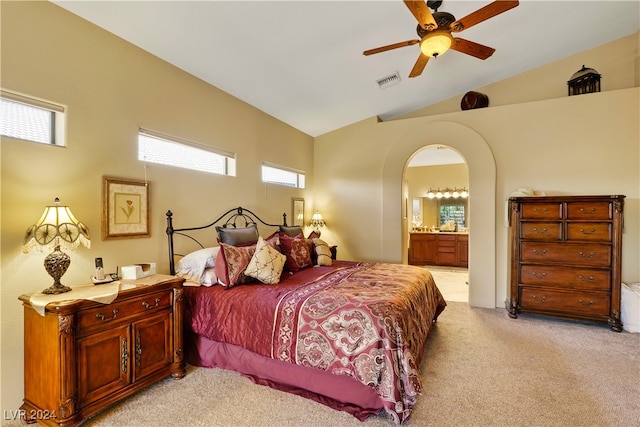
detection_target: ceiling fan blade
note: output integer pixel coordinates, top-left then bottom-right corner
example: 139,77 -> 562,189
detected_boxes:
451,38 -> 495,60
403,0 -> 437,30
363,39 -> 420,56
409,54 -> 430,78
451,0 -> 519,32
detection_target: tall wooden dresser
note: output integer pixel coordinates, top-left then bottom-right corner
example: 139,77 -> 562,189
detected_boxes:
507,195 -> 625,331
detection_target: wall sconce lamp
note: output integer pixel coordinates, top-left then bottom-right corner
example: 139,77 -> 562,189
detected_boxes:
23,198 -> 91,294
310,210 -> 326,231
427,187 -> 468,199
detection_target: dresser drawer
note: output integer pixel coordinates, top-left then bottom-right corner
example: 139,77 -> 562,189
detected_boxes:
520,265 -> 610,291
520,203 -> 562,220
77,290 -> 172,335
520,222 -> 562,240
520,287 -> 610,317
566,201 -> 612,220
520,242 -> 611,267
566,222 -> 611,242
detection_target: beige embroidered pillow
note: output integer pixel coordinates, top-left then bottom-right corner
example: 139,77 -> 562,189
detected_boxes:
313,238 -> 332,266
245,236 -> 286,284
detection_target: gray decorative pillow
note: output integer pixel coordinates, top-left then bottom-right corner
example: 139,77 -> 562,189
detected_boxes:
216,225 -> 259,246
279,226 -> 303,237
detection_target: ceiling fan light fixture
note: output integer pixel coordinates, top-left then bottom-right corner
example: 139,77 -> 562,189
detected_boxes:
419,30 -> 453,57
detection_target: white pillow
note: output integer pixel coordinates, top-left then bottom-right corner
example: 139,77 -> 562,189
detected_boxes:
245,236 -> 286,284
201,267 -> 218,287
176,247 -> 220,284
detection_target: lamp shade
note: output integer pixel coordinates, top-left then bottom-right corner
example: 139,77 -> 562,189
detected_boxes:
420,31 -> 453,57
23,198 -> 90,253
310,211 -> 325,228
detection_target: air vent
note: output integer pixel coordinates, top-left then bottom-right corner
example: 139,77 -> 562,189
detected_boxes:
376,72 -> 401,89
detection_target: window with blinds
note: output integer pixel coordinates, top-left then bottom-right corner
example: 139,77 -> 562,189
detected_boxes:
138,130 -> 236,176
0,91 -> 65,146
261,163 -> 305,188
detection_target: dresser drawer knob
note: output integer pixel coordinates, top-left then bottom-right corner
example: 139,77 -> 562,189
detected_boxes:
579,228 -> 596,235
579,251 -> 596,258
532,227 -> 548,234
579,299 -> 594,306
533,208 -> 549,214
578,275 -> 595,282
142,298 -> 161,309
531,295 -> 547,303
532,249 -> 547,256
531,272 -> 547,279
579,207 -> 597,214
96,308 -> 119,322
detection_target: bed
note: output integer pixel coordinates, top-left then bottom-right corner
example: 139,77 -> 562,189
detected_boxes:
166,207 -> 446,424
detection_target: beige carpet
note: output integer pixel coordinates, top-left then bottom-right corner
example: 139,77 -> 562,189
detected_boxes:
10,269 -> 640,426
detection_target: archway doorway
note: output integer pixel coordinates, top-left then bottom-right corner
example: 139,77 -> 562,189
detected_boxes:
381,121 -> 496,308
404,145 -> 469,302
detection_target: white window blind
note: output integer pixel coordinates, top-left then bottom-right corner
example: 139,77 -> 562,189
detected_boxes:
0,91 -> 65,146
138,130 -> 236,176
262,163 -> 305,188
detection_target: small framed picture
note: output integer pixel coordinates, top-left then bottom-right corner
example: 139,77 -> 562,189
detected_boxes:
102,176 -> 150,239
292,197 -> 305,227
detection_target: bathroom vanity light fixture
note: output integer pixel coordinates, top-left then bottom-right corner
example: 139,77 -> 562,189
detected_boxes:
427,187 -> 468,199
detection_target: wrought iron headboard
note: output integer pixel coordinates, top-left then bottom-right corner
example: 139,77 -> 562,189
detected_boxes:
166,206 -> 287,275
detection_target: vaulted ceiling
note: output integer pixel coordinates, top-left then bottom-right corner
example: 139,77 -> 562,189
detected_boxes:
52,1 -> 639,137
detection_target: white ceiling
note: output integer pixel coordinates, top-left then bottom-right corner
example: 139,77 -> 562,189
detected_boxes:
52,1 -> 639,137
408,145 -> 465,167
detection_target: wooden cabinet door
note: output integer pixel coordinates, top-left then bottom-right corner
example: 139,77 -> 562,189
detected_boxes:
409,234 -> 436,264
133,311 -> 173,382
77,325 -> 130,408
457,236 -> 468,266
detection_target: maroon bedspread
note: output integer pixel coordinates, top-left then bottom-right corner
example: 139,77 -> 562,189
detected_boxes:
184,261 -> 446,423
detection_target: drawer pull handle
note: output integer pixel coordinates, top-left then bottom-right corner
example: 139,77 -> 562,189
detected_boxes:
532,249 -> 547,256
579,299 -> 594,306
579,228 -> 597,235
96,308 -> 119,322
142,298 -> 161,309
579,251 -> 596,258
579,207 -> 597,214
135,334 -> 142,369
532,227 -> 548,234
121,338 -> 128,373
533,208 -> 549,214
531,272 -> 547,278
578,275 -> 595,282
531,295 -> 547,303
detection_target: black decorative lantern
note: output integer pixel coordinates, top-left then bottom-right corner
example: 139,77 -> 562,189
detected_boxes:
567,65 -> 601,96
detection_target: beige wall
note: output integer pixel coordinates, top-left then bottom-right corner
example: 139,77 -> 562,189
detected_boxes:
1,2 -> 313,413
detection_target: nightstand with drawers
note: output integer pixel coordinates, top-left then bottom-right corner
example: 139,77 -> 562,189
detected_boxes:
19,275 -> 185,426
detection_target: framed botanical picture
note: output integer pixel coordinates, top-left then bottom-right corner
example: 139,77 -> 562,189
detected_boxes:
102,176 -> 150,239
292,197 -> 305,227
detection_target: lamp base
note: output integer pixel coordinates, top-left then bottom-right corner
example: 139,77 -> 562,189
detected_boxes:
43,245 -> 72,294
42,283 -> 72,294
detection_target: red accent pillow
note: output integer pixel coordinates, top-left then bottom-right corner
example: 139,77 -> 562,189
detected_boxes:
214,243 -> 256,288
278,233 -> 313,273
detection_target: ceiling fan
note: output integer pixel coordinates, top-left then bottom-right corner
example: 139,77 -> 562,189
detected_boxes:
363,0 -> 519,78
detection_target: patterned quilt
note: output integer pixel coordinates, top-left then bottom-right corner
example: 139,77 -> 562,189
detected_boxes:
271,262 -> 445,423
185,261 -> 446,423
